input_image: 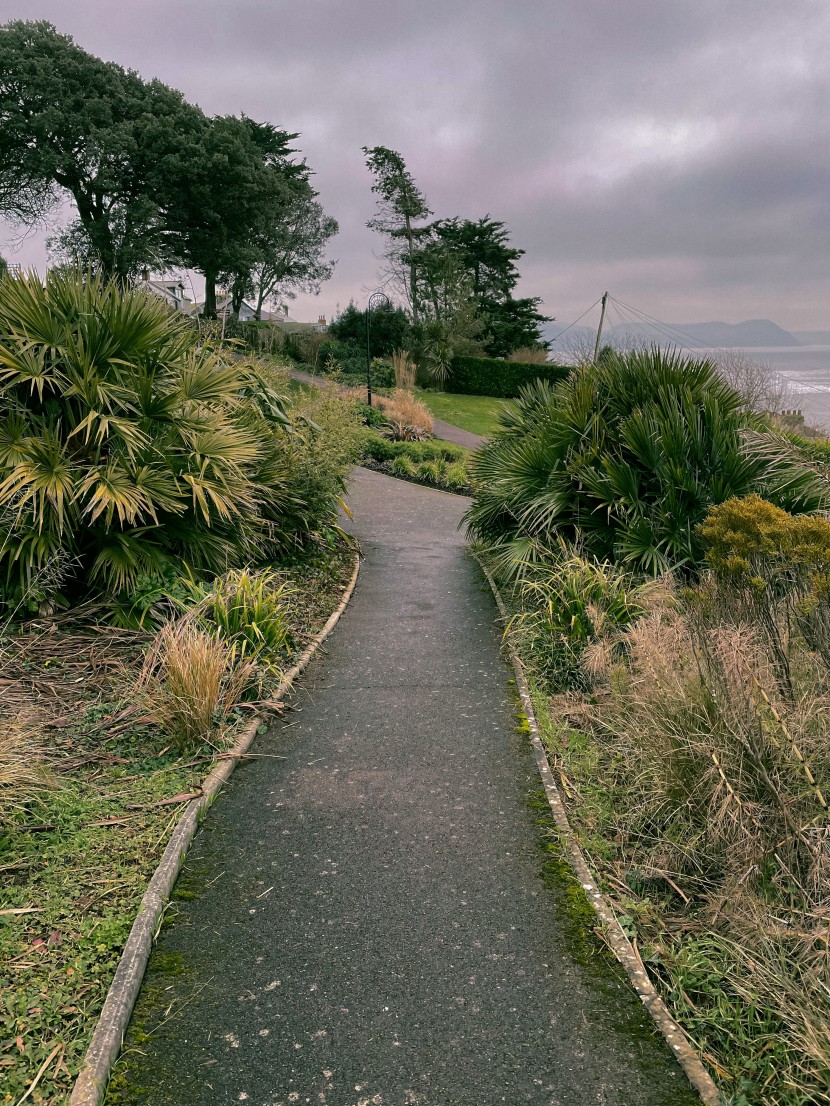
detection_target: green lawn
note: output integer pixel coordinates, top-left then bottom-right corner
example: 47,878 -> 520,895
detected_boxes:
415,389 -> 514,438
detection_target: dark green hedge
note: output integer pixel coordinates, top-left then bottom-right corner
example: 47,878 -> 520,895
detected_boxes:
446,355 -> 570,398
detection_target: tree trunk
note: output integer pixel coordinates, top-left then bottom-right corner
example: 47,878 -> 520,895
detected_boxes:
203,270 -> 218,318
405,214 -> 419,325
230,276 -> 245,316
74,193 -> 116,278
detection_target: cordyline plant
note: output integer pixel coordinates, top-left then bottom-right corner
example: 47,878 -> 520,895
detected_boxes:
0,269 -> 304,611
466,347 -> 829,578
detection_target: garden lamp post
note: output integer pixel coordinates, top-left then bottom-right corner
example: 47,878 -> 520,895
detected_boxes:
366,291 -> 389,407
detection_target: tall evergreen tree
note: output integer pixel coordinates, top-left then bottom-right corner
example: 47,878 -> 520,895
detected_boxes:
160,116 -> 307,317
432,216 -> 550,356
362,146 -> 432,323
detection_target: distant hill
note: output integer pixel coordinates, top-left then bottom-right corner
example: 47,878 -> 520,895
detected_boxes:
545,318 -> 800,351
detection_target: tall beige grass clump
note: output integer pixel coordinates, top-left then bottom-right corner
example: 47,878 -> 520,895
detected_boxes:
588,605 -> 830,892
372,389 -> 433,439
0,717 -> 54,822
140,620 -> 256,749
391,348 -> 417,390
575,597 -> 830,1100
508,346 -> 549,364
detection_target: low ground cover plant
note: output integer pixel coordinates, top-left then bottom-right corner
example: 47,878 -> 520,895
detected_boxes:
360,432 -> 473,493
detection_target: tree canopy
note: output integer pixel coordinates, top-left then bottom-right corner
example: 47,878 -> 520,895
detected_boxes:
0,21 -> 337,316
362,148 -> 550,360
328,301 -> 412,357
160,115 -> 308,316
0,20 -> 202,278
363,146 -> 432,324
425,216 -> 550,357
222,187 -> 338,320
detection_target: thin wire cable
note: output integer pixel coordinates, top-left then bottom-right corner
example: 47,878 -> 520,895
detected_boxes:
605,297 -> 630,337
607,297 -> 677,346
548,297 -> 603,343
609,295 -> 730,353
609,296 -> 702,349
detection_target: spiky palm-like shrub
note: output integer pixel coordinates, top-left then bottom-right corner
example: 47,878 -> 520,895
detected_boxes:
466,348 -> 827,576
0,270 -> 294,608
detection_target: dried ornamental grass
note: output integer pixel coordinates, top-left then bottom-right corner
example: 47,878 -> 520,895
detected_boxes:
508,346 -> 549,364
373,388 -> 433,439
589,608 -> 830,889
0,716 -> 54,821
548,601 -> 830,1102
139,620 -> 256,749
391,348 -> 417,390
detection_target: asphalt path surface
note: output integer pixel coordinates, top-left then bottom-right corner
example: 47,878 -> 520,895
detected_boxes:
107,469 -> 699,1106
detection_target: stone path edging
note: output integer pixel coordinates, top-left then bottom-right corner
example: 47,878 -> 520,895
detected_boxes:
473,553 -> 722,1106
69,553 -> 361,1106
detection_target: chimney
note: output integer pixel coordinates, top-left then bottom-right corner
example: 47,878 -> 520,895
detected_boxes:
318,315 -> 326,326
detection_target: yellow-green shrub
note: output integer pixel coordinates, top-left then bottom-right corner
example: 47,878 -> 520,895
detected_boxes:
700,495 -> 830,686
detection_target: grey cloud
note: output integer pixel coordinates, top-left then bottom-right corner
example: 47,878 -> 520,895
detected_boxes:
1,0 -> 828,329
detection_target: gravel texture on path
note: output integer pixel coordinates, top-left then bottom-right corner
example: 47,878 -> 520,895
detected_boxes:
106,468 -> 699,1106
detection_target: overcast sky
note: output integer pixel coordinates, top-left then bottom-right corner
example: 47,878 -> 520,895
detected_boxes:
2,0 -> 829,332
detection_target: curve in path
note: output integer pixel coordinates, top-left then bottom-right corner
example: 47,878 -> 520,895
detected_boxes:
289,369 -> 485,449
106,469 -> 700,1106
427,418 -> 484,450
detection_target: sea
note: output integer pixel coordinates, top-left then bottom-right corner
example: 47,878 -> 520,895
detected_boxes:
722,346 -> 830,429
569,344 -> 830,430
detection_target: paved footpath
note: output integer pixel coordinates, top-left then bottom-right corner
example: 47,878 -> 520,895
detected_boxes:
108,469 -> 699,1106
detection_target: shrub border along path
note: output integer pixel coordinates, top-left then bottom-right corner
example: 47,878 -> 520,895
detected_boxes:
69,553 -> 361,1106
473,555 -> 722,1106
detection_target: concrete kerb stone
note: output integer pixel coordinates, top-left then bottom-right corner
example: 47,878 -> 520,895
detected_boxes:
473,553 -> 723,1106
70,552 -> 362,1106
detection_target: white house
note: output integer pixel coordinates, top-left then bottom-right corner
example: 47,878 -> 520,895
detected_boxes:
143,276 -> 192,313
190,294 -> 259,321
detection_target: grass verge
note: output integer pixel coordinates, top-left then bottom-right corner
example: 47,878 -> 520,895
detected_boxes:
414,388 -> 513,438
520,634 -> 830,1106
